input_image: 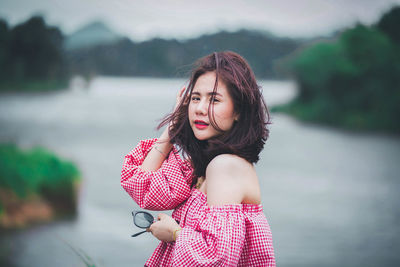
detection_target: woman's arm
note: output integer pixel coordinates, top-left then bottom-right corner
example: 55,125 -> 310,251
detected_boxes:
140,126 -> 173,171
121,139 -> 193,210
121,87 -> 193,210
141,86 -> 186,171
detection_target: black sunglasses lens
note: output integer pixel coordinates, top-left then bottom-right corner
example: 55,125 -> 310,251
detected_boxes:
143,212 -> 154,223
134,212 -> 153,228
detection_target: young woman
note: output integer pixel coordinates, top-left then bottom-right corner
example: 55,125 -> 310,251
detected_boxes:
121,51 -> 275,266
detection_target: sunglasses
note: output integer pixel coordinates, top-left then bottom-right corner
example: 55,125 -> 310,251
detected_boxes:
131,211 -> 155,237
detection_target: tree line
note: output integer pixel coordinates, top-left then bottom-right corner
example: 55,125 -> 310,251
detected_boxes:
66,29 -> 301,79
0,16 -> 68,91
0,15 -> 303,92
276,6 -> 400,133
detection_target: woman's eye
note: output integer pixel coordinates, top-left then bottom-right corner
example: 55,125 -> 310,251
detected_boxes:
191,97 -> 200,101
211,98 -> 220,103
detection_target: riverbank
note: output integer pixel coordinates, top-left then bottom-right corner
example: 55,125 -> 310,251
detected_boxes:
272,99 -> 400,135
0,144 -> 80,230
0,188 -> 54,228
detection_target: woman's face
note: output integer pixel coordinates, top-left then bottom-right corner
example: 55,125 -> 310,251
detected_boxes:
188,71 -> 238,141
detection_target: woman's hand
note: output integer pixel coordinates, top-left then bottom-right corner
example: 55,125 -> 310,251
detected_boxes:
174,86 -> 187,112
149,213 -> 181,242
140,87 -> 186,171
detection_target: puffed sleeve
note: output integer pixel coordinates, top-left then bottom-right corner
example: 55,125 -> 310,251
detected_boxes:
121,139 -> 193,210
172,205 -> 246,266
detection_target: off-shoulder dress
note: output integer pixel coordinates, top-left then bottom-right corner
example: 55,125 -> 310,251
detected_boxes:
121,139 -> 275,266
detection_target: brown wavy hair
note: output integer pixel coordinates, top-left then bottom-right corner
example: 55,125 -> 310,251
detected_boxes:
159,51 -> 271,187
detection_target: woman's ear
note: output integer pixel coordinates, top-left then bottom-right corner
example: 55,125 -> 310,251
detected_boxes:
234,113 -> 240,122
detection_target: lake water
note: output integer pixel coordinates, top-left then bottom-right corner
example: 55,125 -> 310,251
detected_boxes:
0,76 -> 399,267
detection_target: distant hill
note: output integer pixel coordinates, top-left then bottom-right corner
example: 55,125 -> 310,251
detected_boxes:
65,22 -> 332,79
64,21 -> 122,50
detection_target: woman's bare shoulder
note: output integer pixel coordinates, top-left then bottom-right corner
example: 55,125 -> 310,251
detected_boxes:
209,153 -> 251,167
207,154 -> 256,179
206,154 -> 258,206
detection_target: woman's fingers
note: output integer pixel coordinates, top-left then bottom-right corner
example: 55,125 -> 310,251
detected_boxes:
178,86 -> 186,97
149,214 -> 180,242
148,220 -> 160,233
176,87 -> 185,103
174,86 -> 187,110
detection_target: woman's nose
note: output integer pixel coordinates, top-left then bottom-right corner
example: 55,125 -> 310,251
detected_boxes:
195,99 -> 208,115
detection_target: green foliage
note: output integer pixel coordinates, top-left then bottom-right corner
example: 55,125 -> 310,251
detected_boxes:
0,79 -> 68,92
284,6 -> 400,133
0,144 -> 80,211
0,16 -> 68,91
377,6 -> 400,45
0,19 -> 9,83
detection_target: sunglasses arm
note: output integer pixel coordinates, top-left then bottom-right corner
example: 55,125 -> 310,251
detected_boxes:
131,230 -> 148,237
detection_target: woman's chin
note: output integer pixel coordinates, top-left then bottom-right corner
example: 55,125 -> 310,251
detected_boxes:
194,134 -> 209,141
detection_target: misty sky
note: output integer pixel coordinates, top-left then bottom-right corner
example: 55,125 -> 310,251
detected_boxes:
1,0 -> 400,41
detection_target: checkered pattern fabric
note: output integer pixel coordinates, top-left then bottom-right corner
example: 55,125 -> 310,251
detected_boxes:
121,139 -> 275,266
121,139 -> 193,210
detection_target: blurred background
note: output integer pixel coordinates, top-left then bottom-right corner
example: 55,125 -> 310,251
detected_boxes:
1,0 -> 400,266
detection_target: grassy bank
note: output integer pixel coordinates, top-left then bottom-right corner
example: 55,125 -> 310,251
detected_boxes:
0,144 -> 80,228
0,79 -> 68,93
271,98 -> 398,133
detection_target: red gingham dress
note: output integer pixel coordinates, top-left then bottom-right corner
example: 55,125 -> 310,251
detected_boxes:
121,139 -> 276,266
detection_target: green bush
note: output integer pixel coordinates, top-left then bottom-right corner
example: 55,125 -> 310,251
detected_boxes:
279,7 -> 400,133
0,144 -> 80,211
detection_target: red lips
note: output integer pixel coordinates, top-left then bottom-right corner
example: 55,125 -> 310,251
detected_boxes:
194,120 -> 209,129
